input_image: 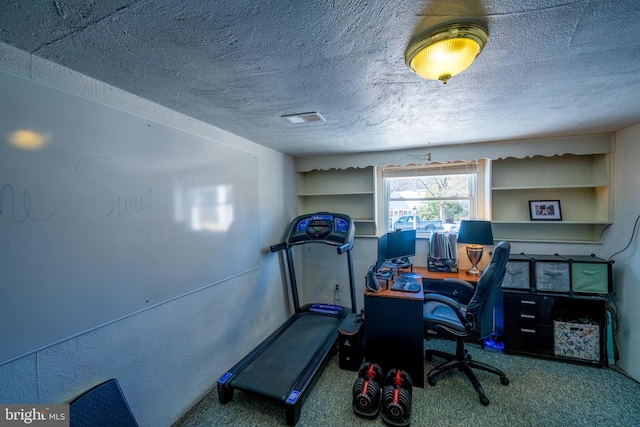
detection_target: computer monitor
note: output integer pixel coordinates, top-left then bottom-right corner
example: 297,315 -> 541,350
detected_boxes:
383,229 -> 416,264
376,233 -> 388,271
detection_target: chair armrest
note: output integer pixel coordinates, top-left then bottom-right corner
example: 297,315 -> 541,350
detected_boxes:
441,278 -> 475,305
424,293 -> 462,310
424,293 -> 469,327
442,278 -> 475,293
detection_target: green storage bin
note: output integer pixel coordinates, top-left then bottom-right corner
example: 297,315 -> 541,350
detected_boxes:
565,255 -> 612,295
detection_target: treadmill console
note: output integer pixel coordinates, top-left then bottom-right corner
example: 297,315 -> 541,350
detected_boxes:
287,212 -> 354,247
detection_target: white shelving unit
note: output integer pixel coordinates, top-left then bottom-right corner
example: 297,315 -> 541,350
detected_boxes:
490,154 -> 612,243
297,166 -> 381,236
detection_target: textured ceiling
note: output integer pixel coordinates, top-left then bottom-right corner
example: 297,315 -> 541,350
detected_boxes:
1,0 -> 640,157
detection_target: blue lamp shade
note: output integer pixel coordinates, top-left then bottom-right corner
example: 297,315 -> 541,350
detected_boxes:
456,220 -> 494,245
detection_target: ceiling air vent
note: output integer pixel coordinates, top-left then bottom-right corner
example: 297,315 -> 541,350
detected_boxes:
281,112 -> 325,124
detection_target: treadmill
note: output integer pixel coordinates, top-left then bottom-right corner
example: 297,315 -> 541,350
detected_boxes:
217,212 -> 357,426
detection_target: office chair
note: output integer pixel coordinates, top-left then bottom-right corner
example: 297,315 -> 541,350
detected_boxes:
69,379 -> 138,427
423,241 -> 511,406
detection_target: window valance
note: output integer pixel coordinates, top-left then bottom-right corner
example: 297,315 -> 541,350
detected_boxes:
295,134 -> 612,172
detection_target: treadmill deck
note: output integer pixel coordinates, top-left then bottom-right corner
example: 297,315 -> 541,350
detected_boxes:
230,313 -> 340,399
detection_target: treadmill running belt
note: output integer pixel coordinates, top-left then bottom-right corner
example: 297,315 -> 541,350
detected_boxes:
231,314 -> 339,400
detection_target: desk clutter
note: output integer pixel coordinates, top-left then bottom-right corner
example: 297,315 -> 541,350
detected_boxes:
352,362 -> 413,427
369,264 -> 421,293
390,273 -> 422,293
427,232 -> 458,273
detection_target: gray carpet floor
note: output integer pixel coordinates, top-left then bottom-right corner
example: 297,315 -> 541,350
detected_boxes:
174,338 -> 640,427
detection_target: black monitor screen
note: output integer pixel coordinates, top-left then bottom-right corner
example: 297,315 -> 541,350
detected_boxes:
376,233 -> 388,270
384,230 -> 416,262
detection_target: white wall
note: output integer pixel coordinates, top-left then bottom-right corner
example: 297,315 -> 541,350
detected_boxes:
299,236 -> 429,312
602,125 -> 640,381
0,43 -> 297,425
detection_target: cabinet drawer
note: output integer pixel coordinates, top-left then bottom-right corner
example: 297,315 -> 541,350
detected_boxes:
504,293 -> 553,324
504,322 -> 553,355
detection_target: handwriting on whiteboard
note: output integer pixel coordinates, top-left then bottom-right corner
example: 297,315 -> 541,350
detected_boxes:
132,225 -> 165,265
0,184 -> 54,223
75,156 -> 159,219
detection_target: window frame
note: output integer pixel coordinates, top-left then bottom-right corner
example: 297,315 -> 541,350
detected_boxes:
382,162 -> 480,236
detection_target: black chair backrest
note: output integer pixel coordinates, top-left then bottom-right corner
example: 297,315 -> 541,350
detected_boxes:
466,241 -> 511,338
69,379 -> 138,427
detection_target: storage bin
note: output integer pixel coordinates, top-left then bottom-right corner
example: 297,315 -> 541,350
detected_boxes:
531,255 -> 570,293
562,255 -> 612,295
553,319 -> 600,362
502,254 -> 532,289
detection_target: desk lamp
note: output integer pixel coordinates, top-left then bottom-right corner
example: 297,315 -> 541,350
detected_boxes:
457,220 -> 494,275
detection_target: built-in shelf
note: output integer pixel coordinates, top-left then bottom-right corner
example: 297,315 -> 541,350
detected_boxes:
297,166 -> 381,236
490,154 -> 612,243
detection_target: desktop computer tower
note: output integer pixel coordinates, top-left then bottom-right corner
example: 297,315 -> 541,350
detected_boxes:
338,313 -> 364,371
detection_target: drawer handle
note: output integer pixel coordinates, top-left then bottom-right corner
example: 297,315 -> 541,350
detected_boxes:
520,314 -> 535,319
520,300 -> 536,305
520,328 -> 537,334
581,270 -> 598,275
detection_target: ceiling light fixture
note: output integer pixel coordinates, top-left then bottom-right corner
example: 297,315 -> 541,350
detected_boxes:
404,23 -> 488,84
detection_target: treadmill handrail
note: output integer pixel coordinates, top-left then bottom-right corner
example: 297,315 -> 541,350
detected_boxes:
270,242 -> 287,253
272,239 -> 351,254
337,242 -> 351,254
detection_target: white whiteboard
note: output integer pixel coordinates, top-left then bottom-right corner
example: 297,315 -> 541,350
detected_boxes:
0,70 -> 260,364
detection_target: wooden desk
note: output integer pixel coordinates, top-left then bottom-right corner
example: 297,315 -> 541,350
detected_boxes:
363,268 -> 485,387
374,266 -> 479,301
364,277 -> 424,387
412,266 -> 480,284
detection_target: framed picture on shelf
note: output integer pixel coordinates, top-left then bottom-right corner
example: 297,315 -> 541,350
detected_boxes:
529,200 -> 562,221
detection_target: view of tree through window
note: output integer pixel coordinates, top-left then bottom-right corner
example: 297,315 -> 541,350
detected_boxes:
384,165 -> 477,234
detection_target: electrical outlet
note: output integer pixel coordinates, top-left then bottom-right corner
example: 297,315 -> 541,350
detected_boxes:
334,283 -> 341,306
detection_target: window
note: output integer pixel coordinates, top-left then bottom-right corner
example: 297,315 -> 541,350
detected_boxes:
383,162 -> 478,235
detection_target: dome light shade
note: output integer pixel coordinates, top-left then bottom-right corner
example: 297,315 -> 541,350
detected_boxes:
404,23 -> 488,84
